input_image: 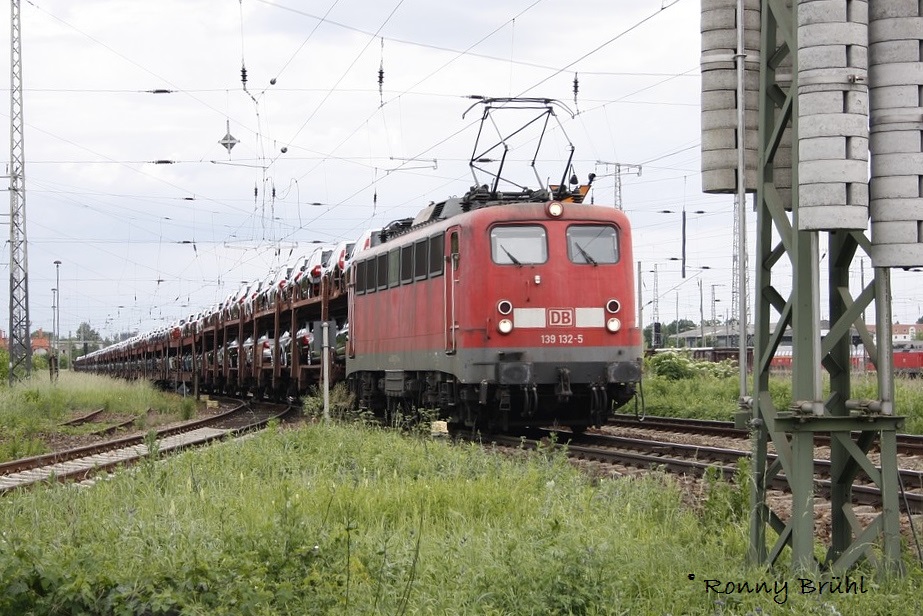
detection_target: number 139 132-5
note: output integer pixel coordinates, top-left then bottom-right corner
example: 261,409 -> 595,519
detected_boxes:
540,334 -> 584,345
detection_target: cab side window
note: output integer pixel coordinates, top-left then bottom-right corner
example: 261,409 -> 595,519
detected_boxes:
414,239 -> 429,280
429,233 -> 444,276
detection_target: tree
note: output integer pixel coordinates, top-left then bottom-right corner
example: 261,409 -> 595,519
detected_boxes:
73,322 -> 103,358
75,322 -> 102,342
643,319 -> 697,348
103,330 -> 138,348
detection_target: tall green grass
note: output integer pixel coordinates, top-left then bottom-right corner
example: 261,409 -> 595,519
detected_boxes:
642,357 -> 923,433
0,372 -> 200,462
0,422 -> 919,614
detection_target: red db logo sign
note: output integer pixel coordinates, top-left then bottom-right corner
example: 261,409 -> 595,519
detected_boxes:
548,308 -> 574,327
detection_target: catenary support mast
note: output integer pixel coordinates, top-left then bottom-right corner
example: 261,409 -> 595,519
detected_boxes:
748,0 -> 901,573
8,0 -> 31,384
703,0 -> 904,573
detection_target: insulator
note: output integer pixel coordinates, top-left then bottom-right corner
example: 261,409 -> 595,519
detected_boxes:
241,65 -> 248,86
572,73 -> 579,105
378,66 -> 385,106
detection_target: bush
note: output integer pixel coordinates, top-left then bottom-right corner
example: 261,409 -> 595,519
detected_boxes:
646,350 -> 738,380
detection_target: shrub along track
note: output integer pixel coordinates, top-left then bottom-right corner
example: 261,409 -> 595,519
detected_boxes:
0,399 -> 296,494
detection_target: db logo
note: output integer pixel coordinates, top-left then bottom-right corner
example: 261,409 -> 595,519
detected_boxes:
548,308 -> 574,327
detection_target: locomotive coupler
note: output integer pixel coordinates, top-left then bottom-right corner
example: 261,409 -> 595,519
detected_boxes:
522,383 -> 538,417
590,383 -> 608,424
555,367 -> 572,399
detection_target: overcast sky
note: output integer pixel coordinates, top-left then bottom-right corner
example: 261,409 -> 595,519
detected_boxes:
0,0 -> 916,341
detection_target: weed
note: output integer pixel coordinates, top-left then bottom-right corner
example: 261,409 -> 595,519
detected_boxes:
179,398 -> 195,421
700,460 -> 750,528
144,429 -> 160,463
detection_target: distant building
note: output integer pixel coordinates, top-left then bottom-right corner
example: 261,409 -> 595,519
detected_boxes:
669,322 -> 757,348
0,328 -> 54,354
671,321 -> 916,350
868,323 -> 918,343
31,330 -> 51,355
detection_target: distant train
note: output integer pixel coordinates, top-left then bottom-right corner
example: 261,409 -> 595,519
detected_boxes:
664,343 -> 920,378
74,98 -> 643,434
892,341 -> 923,377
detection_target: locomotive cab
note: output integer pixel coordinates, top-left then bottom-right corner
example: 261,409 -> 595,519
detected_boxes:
457,201 -> 642,431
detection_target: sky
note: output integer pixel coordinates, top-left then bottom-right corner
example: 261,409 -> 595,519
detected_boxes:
0,0 -> 918,343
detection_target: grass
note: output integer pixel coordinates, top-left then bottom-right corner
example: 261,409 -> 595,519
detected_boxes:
0,371 -> 920,612
641,357 -> 923,434
0,421 -> 921,614
0,371 -> 201,463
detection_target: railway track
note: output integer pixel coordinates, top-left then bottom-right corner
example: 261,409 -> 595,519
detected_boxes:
478,430 -> 923,514
0,400 -> 295,494
610,412 -> 923,456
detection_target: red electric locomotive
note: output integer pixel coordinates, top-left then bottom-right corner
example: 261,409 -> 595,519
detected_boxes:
347,190 -> 642,433
346,98 -> 642,432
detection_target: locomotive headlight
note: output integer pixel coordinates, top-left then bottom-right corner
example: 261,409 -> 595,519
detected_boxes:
498,319 -> 514,334
546,201 -> 564,217
606,299 -> 621,314
497,300 -> 513,315
606,317 -> 621,333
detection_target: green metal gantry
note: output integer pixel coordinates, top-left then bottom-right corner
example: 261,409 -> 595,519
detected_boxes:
747,0 -> 903,574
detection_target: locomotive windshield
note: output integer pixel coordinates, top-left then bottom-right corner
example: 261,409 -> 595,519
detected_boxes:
566,225 -> 619,264
490,225 -> 548,265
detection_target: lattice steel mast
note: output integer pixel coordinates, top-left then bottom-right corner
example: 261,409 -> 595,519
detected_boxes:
701,0 -> 905,574
8,0 -> 31,383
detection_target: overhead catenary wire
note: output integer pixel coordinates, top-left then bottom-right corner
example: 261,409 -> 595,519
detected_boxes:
23,0 -> 705,334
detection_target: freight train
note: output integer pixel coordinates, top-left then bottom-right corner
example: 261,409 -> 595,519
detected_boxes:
74,98 -> 644,434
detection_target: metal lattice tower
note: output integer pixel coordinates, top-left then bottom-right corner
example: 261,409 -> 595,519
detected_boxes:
651,264 -> 659,323
8,0 -> 31,384
745,0 -> 901,575
702,0 -> 905,575
596,160 -> 641,210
